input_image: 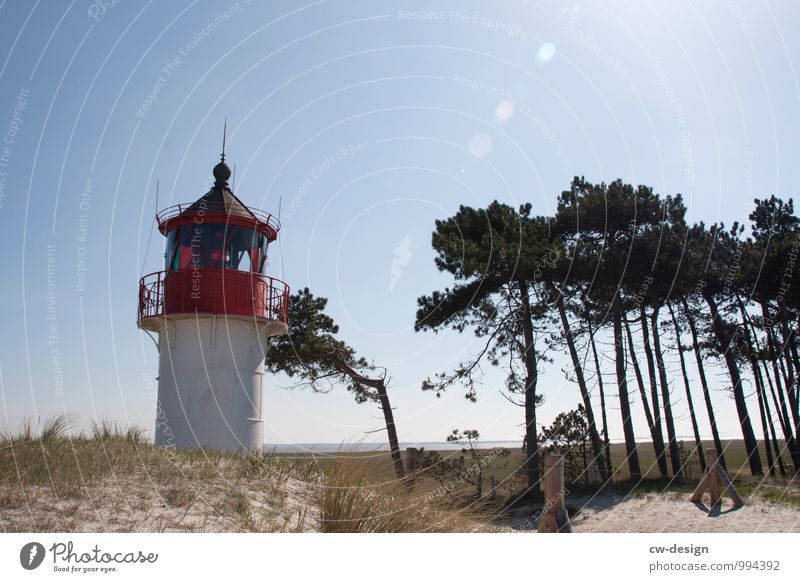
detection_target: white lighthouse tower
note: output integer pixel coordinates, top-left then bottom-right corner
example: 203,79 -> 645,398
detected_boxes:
138,151 -> 289,451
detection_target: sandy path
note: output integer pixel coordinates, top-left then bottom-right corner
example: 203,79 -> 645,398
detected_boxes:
569,492 -> 800,533
501,491 -> 800,533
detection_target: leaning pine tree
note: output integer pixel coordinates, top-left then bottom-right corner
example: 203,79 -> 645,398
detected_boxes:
266,288 -> 406,481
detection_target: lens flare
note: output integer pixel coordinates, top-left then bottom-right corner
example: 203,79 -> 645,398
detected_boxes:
469,133 -> 493,157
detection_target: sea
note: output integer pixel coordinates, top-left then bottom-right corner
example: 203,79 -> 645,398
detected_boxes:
263,440 -> 523,457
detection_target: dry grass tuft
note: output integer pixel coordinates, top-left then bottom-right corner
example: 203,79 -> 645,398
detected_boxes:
89,419 -> 145,445
39,414 -> 70,442
1,414 -> 70,443
317,457 -> 497,533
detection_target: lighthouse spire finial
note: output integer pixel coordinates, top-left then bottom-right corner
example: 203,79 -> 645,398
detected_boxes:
221,118 -> 227,162
213,119 -> 232,187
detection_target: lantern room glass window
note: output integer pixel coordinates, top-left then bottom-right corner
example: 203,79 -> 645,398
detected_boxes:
165,224 -> 269,273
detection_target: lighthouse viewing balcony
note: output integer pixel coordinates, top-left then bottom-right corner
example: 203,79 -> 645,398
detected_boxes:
137,269 -> 289,332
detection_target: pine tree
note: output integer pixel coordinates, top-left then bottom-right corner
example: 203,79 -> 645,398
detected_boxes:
266,288 -> 405,480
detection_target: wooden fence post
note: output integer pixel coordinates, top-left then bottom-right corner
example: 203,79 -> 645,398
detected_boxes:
690,447 -> 744,508
707,448 -> 722,506
538,454 -> 572,533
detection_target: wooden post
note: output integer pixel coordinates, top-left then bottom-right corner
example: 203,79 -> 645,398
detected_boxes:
404,447 -> 418,489
489,474 -> 497,501
714,450 -> 744,507
690,447 -> 743,508
689,464 -> 710,503
586,455 -> 597,484
719,469 -> 745,507
706,448 -> 722,506
538,454 -> 572,533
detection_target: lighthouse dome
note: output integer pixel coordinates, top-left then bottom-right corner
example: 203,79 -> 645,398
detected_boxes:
213,159 -> 232,186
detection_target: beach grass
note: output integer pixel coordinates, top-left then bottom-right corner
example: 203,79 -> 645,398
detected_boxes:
2,415 -> 798,532
0,415 -> 319,532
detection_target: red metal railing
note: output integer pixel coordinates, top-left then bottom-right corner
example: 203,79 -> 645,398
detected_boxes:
139,271 -> 166,320
156,202 -> 280,234
138,269 -> 289,324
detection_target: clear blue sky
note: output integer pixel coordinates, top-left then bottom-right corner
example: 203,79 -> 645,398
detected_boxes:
1,0 -> 798,445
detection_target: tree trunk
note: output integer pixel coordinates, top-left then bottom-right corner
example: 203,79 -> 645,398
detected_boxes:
639,305 -> 668,475
331,358 -> 405,481
762,304 -> 800,474
793,320 -> 800,409
789,339 -> 800,408
756,351 -> 790,477
759,357 -> 789,477
752,358 -> 776,476
682,298 -> 727,470
765,311 -> 800,429
518,280 -> 540,492
741,299 -> 788,475
737,296 -> 777,476
702,291 -> 763,475
551,285 -> 609,481
777,340 -> 793,403
763,352 -> 791,445
624,316 -> 668,477
668,302 -> 706,473
651,306 -> 682,478
587,312 -> 613,476
779,304 -> 800,423
614,301 -> 641,479
374,381 -> 406,482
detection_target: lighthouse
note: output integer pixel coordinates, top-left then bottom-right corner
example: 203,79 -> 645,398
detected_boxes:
138,151 -> 289,452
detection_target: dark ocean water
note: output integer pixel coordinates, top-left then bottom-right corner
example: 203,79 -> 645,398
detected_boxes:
263,440 -> 523,456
